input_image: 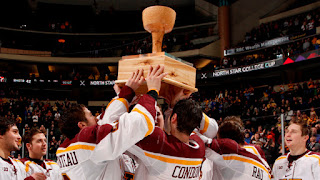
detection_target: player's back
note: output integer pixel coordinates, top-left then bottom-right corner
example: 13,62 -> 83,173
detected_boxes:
128,127 -> 205,180
206,138 -> 271,180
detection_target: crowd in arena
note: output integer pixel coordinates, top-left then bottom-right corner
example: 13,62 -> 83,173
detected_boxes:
235,8 -> 320,48
219,8 -> 320,70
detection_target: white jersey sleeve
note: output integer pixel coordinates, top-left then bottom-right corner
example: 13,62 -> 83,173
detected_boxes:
98,85 -> 135,125
90,93 -> 156,164
198,113 -> 218,139
194,113 -> 218,144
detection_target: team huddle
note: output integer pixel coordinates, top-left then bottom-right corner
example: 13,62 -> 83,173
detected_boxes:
0,65 -> 319,180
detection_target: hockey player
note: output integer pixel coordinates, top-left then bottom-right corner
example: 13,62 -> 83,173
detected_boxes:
203,116 -> 271,180
21,128 -> 63,179
224,117 -> 268,165
272,118 -> 320,180
0,117 -> 46,180
56,65 -> 167,179
99,95 -> 165,180
127,98 -> 211,180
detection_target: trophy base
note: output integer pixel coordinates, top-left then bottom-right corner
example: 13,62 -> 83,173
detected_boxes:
116,52 -> 198,95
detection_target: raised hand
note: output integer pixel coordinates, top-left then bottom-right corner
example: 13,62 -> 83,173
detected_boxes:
145,65 -> 168,92
125,68 -> 144,91
113,84 -> 121,95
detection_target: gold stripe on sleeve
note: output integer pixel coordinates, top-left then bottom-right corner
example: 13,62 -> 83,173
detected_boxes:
132,108 -> 153,137
200,113 -> 209,134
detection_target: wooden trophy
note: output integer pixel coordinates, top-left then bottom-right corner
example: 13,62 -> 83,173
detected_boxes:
115,5 -> 198,107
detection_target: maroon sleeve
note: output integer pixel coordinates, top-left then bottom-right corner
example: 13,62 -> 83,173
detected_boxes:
209,138 -> 240,155
136,94 -> 156,119
118,85 -> 135,103
76,124 -> 113,144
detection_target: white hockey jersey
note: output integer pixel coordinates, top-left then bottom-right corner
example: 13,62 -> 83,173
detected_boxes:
0,156 -> 32,180
56,86 -> 156,180
20,157 -> 63,180
272,150 -> 320,180
204,138 -> 271,180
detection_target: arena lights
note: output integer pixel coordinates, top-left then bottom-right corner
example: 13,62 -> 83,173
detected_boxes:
58,39 -> 66,43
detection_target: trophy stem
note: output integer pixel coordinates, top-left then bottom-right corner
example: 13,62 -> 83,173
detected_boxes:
151,31 -> 164,53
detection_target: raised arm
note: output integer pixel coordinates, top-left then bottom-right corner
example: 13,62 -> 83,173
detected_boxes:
99,69 -> 144,125
90,65 -> 167,163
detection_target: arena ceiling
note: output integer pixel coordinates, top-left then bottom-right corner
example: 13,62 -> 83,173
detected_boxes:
34,0 -> 239,10
35,0 -> 194,11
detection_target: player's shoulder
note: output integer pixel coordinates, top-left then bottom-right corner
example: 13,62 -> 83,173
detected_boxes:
243,144 -> 259,151
8,158 -> 24,166
308,151 -> 320,156
210,138 -> 239,154
145,126 -> 165,139
274,154 -> 288,162
44,159 -> 59,166
304,151 -> 320,160
44,159 -> 54,162
136,127 -> 165,148
19,157 -> 29,164
243,144 -> 265,157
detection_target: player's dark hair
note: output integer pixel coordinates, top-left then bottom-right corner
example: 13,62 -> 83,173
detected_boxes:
218,116 -> 245,144
289,118 -> 310,136
59,104 -> 87,139
23,128 -> 46,144
0,117 -> 16,135
171,99 -> 202,135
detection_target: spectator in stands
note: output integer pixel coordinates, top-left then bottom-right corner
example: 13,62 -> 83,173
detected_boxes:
311,127 -> 320,142
244,132 -> 251,144
308,135 -> 320,152
250,133 -> 265,145
302,38 -> 311,52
